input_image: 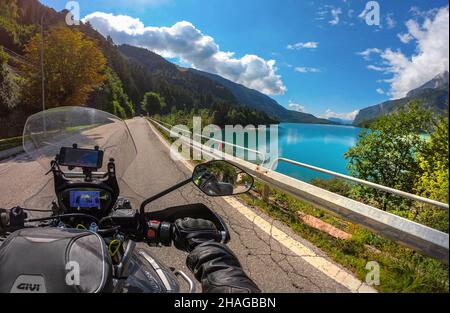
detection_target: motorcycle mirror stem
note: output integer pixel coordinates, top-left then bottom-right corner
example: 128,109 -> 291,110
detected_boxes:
139,160 -> 254,215
139,177 -> 192,215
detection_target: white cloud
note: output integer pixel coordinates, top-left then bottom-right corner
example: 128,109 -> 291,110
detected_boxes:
295,66 -> 321,73
409,6 -> 440,18
288,101 -> 306,113
287,41 -> 319,50
316,5 -> 343,25
322,109 -> 359,121
358,6 -> 449,98
397,32 -> 413,44
385,13 -> 396,29
329,8 -> 343,25
356,48 -> 382,60
382,6 -> 449,98
409,6 -> 423,16
376,88 -> 385,94
315,7 -> 328,21
367,64 -> 389,72
83,12 -> 287,95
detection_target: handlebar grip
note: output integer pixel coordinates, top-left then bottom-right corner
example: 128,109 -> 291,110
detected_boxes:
0,207 -> 27,233
0,208 -> 9,233
145,220 -> 228,247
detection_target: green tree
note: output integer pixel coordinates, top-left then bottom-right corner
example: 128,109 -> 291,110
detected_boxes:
0,46 -> 21,117
22,24 -> 106,110
344,102 -> 433,212
310,178 -> 353,198
141,92 -> 165,115
0,46 -> 8,64
413,115 -> 449,231
89,67 -> 135,118
0,0 -> 34,47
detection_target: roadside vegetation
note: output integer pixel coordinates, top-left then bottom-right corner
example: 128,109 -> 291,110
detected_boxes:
344,103 -> 448,232
246,104 -> 449,292
240,180 -> 448,293
0,135 -> 21,152
147,92 -> 278,127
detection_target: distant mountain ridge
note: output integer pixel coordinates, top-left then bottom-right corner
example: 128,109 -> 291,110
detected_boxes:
407,71 -> 449,97
189,69 -> 334,124
118,44 -> 238,105
327,117 -> 354,125
118,44 -> 334,125
353,71 -> 449,126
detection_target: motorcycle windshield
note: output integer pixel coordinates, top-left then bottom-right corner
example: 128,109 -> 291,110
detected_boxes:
22,106 -> 143,210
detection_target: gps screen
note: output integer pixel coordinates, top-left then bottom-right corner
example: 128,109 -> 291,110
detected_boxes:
59,147 -> 103,168
69,190 -> 100,209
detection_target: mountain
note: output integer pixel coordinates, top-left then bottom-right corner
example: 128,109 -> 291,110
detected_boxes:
118,45 -> 334,125
407,71 -> 449,97
189,68 -> 334,124
117,44 -> 237,105
327,117 -> 353,125
353,72 -> 449,126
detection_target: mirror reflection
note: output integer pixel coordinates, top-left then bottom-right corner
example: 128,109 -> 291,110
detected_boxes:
192,161 -> 254,196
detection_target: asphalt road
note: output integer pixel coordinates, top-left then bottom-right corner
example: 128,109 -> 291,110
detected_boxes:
0,117 -> 355,292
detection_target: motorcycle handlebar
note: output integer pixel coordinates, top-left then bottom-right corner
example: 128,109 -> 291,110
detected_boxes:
1,208 -> 227,248
0,207 -> 27,233
145,219 -> 227,247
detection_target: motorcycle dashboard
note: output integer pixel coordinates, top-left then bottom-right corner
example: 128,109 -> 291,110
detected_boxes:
70,190 -> 100,209
59,188 -> 112,213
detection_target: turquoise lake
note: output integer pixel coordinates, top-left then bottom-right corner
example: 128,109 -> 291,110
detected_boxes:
274,123 -> 362,182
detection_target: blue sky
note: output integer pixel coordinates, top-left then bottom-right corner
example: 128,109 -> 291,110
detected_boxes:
40,0 -> 449,120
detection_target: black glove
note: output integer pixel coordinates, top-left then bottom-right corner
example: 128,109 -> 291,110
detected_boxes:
187,242 -> 261,293
173,218 -> 222,252
0,207 -> 26,234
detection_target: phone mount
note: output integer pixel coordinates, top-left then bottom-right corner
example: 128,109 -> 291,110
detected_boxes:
50,143 -> 120,215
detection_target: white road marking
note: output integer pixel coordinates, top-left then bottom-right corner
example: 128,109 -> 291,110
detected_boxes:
145,118 -> 377,293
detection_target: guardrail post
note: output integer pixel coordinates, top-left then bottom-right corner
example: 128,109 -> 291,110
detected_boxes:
262,184 -> 270,202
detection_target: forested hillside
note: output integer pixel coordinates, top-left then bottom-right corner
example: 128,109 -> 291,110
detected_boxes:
190,68 -> 335,124
118,44 -> 333,125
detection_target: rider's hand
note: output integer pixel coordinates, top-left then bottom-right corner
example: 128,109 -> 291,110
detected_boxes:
173,218 -> 222,252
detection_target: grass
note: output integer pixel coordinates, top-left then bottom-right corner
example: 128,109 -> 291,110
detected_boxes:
149,117 -> 449,292
240,181 -> 449,292
0,136 -> 22,151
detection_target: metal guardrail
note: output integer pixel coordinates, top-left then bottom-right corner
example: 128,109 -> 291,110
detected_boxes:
270,158 -> 449,210
154,119 -> 267,163
149,118 -> 449,261
155,118 -> 449,209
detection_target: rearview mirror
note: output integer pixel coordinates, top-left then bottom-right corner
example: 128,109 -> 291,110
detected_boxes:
192,160 -> 254,197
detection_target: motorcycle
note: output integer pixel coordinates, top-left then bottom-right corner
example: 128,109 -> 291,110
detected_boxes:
0,106 -> 254,293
